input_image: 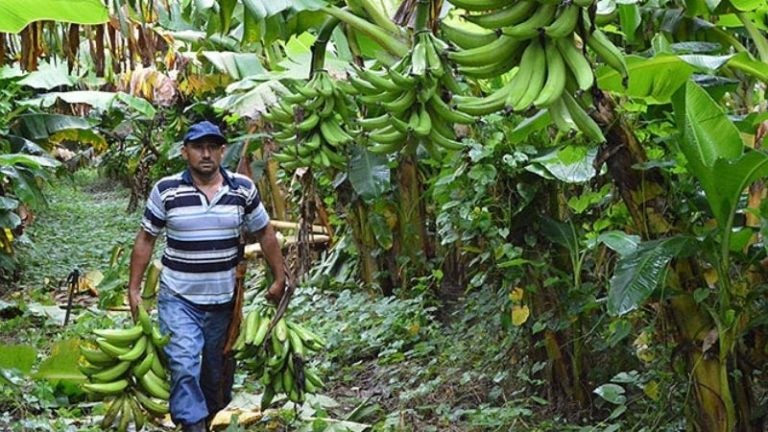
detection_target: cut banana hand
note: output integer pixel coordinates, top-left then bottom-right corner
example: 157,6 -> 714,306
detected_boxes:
444,0 -> 625,142
79,304 -> 171,432
234,304 -> 326,409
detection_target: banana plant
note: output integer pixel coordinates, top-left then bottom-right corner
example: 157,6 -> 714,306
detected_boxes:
605,80 -> 768,431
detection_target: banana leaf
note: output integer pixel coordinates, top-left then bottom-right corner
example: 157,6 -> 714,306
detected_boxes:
0,0 -> 108,34
608,235 -> 698,316
12,114 -> 93,141
349,145 -> 390,202
597,55 -> 694,104
17,62 -> 75,90
202,51 -> 265,80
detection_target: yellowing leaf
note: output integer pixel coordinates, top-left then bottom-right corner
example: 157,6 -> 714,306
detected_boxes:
511,305 -> 530,326
509,287 -> 524,303
643,380 -> 660,401
703,267 -> 718,287
83,270 -> 103,290
633,331 -> 654,363
409,322 -> 421,336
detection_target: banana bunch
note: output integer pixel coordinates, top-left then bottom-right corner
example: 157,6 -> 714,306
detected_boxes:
352,30 -> 474,156
445,0 -> 627,141
233,304 -> 326,409
265,70 -> 357,172
79,305 -> 171,431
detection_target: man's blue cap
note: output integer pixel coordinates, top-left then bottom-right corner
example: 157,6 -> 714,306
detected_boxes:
183,121 -> 226,145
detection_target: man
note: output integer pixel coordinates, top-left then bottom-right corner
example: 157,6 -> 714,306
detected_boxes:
127,120 -> 285,432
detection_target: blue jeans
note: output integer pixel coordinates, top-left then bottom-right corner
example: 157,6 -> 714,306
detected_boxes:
157,288 -> 235,426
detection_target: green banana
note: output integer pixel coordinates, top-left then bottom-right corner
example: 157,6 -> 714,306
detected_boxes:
91,360 -> 132,383
320,120 -> 354,146
116,396 -> 133,432
151,325 -> 171,347
504,40 -> 543,109
439,21 -> 499,50
318,97 -> 336,118
80,345 -> 118,366
296,113 -> 320,133
463,1 -> 537,29
501,3 -> 558,39
447,35 -> 522,68
533,39 -> 567,108
133,389 -> 170,417
132,349 -> 155,379
96,338 -> 131,357
561,91 -> 606,142
101,395 -> 125,429
412,106 -> 432,137
556,36 -> 594,91
548,96 -> 577,132
428,95 -> 475,124
83,379 -> 130,395
544,4 -> 579,38
358,113 -> 392,130
454,76 -> 517,116
129,396 -> 146,432
355,67 -> 400,92
423,34 -> 444,76
93,325 -> 144,344
382,89 -> 416,115
447,0 -> 510,12
140,369 -> 170,400
385,66 -> 417,88
429,126 -> 465,151
118,335 -> 148,361
586,28 -> 628,79
143,261 -> 161,299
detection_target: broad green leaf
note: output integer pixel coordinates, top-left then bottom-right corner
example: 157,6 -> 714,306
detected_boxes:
213,80 -> 289,118
527,146 -> 597,183
594,383 -> 626,405
349,146 -> 389,201
34,338 -> 86,382
219,0 -> 237,34
597,231 -> 641,256
710,151 -> 768,233
678,54 -> 733,70
369,210 -> 393,250
20,91 -> 118,110
0,0 -> 108,34
541,217 -> 578,255
0,154 -> 59,168
17,62 -> 75,89
597,55 -> 694,104
736,12 -> 768,62
618,3 -> 641,43
730,0 -> 765,10
508,109 -> 550,144
0,344 -> 37,375
0,197 -> 19,211
0,210 -> 21,230
0,166 -> 47,208
202,51 -> 265,80
195,0 -> 215,11
726,51 -> 768,82
608,236 -> 697,316
284,32 -> 316,59
13,114 -> 93,140
673,80 -> 742,168
115,93 -> 157,118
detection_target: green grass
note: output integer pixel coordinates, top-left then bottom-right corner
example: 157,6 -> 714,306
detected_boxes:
17,169 -> 139,292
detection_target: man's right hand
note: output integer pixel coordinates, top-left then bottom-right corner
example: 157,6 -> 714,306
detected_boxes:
128,287 -> 142,320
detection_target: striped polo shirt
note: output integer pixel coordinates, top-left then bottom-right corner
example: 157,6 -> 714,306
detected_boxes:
141,168 -> 269,305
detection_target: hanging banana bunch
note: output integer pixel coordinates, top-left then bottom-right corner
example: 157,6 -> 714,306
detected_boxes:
233,304 -> 326,408
352,0 -> 475,157
265,17 -> 359,173
78,305 -> 171,431
445,0 -> 628,142
266,69 -> 358,171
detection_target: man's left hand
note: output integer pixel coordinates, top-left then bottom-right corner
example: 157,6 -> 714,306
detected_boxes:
265,280 -> 285,304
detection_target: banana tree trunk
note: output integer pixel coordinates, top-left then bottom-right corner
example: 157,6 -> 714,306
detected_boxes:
348,200 -> 378,287
593,93 -> 740,431
395,153 -> 431,287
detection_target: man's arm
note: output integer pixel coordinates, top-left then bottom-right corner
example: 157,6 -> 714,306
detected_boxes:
248,223 -> 285,303
128,229 -> 158,317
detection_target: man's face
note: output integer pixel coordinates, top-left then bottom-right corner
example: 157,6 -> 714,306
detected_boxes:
181,139 -> 225,177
